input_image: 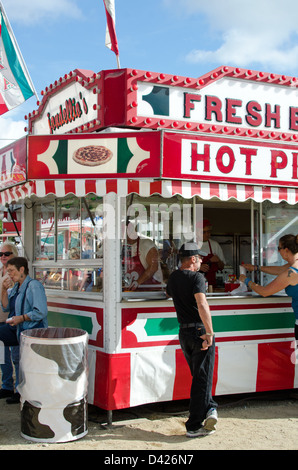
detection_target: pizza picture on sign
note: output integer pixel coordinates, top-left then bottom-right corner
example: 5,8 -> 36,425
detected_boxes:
72,145 -> 113,166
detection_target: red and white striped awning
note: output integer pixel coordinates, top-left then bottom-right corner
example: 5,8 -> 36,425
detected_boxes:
1,179 -> 298,205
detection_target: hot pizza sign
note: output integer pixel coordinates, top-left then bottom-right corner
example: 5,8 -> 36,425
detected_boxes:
162,132 -> 298,186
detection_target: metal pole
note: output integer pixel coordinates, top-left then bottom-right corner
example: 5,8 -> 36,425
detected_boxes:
107,410 -> 113,425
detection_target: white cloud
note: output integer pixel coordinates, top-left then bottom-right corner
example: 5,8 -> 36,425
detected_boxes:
1,0 -> 82,24
0,117 -> 26,149
165,0 -> 298,73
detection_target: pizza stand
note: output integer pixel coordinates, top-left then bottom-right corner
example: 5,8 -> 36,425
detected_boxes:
1,66 -> 298,421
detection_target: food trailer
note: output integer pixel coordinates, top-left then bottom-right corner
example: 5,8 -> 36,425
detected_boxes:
1,66 -> 298,414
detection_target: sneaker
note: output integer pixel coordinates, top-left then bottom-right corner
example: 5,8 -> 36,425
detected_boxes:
204,408 -> 218,432
6,392 -> 20,404
0,389 -> 14,399
186,427 -> 215,438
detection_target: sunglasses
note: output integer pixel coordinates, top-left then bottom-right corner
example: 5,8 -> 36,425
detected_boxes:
0,252 -> 13,257
277,246 -> 284,251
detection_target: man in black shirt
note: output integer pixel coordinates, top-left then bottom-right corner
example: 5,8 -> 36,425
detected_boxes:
166,242 -> 218,438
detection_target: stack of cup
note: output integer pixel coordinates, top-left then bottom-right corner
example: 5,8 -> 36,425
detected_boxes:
239,265 -> 246,276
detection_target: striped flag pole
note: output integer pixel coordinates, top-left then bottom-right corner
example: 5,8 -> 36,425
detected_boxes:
0,1 -> 39,115
103,0 -> 120,68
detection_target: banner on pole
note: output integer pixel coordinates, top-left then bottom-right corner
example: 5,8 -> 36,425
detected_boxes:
0,4 -> 35,115
103,0 -> 120,66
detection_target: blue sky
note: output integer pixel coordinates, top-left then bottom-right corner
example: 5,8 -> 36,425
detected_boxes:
1,0 -> 298,147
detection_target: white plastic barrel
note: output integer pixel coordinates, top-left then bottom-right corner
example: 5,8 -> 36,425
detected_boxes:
18,327 -> 88,443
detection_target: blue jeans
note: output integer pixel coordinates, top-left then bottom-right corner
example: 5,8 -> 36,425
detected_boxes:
0,322 -> 19,391
0,323 -> 19,346
0,320 -> 44,346
179,327 -> 217,431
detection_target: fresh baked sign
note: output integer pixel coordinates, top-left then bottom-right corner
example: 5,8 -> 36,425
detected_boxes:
27,132 -> 160,179
102,67 -> 298,141
162,132 -> 298,186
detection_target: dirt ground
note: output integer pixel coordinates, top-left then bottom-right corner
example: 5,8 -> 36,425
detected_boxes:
0,390 -> 298,451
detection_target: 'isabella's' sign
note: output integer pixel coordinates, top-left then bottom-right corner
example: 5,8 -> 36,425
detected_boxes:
28,69 -> 102,136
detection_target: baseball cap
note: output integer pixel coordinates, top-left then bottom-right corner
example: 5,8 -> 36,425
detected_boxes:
179,242 -> 207,257
203,219 -> 212,228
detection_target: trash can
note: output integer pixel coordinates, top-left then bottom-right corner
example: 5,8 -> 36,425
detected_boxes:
18,327 -> 88,443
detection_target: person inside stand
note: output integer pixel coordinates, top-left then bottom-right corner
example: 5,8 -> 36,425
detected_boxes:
240,234 -> 298,342
166,242 -> 218,437
161,236 -> 177,265
160,236 -> 178,283
200,219 -> 226,288
80,236 -> 94,292
123,223 -> 163,291
82,235 -> 93,260
69,247 -> 81,291
0,242 -> 19,403
0,257 -> 48,405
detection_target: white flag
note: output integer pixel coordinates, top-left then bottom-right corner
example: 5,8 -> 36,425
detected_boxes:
103,0 -> 119,59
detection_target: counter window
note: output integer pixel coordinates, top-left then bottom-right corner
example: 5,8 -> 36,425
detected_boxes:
35,201 -> 55,260
34,267 -> 103,292
120,194 -> 254,298
33,194 -> 103,294
121,194 -> 197,298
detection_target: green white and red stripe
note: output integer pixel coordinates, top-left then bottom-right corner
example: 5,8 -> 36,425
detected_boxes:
0,5 -> 34,115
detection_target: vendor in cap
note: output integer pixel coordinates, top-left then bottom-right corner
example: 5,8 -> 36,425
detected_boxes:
200,219 -> 226,287
166,242 -> 218,438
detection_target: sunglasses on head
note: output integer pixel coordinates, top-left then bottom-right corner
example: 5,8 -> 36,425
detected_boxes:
0,252 -> 13,257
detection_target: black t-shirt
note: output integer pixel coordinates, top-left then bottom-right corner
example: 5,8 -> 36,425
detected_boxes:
166,269 -> 206,325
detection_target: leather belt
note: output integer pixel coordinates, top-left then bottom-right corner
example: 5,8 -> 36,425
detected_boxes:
180,323 -> 202,329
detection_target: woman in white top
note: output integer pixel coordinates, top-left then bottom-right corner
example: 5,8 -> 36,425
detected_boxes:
0,242 -> 18,402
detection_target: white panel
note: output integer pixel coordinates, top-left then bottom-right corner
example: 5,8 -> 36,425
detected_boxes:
130,348 -> 176,407
216,343 -> 258,395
